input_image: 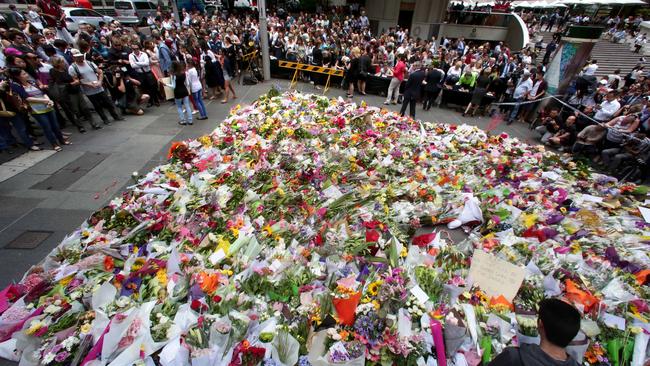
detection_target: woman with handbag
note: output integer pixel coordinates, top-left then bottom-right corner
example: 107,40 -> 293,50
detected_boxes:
0,80 -> 41,151
161,61 -> 193,126
49,56 -> 100,132
8,68 -> 69,151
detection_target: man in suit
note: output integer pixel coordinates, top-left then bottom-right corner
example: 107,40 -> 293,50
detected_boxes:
400,61 -> 426,118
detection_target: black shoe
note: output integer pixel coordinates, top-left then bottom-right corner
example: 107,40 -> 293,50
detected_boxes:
115,117 -> 125,121
92,125 -> 103,130
104,121 -> 112,126
197,116 -> 208,120
34,141 -> 44,146
506,119 -> 514,125
78,127 -> 87,133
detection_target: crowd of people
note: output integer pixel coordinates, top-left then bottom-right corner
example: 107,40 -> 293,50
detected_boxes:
0,1 -> 648,182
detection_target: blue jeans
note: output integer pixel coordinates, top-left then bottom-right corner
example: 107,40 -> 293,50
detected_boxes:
191,90 -> 207,118
175,96 -> 192,124
32,110 -> 64,146
0,114 -> 33,148
509,97 -> 524,121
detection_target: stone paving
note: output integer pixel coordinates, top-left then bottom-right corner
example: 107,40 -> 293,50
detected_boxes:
0,79 -> 541,291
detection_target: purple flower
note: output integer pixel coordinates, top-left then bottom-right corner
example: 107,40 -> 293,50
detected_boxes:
55,351 -> 70,362
120,277 -> 142,297
545,214 -> 564,225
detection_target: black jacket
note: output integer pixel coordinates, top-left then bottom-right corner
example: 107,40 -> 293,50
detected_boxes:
424,69 -> 444,92
403,69 -> 426,99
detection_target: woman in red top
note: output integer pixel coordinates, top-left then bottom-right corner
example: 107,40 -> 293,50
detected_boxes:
37,0 -> 74,44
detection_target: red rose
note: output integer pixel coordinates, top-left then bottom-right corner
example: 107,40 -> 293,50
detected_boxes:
365,229 -> 380,243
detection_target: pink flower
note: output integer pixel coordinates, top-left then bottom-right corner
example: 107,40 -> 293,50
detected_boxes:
55,351 -> 70,362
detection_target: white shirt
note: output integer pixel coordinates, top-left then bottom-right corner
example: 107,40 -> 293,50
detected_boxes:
129,51 -> 151,73
513,77 -> 533,99
594,99 -> 621,121
186,67 -> 202,93
583,63 -> 598,76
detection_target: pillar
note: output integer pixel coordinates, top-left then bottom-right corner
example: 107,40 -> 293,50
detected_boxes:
411,0 -> 449,40
545,26 -> 602,95
366,0 -> 401,35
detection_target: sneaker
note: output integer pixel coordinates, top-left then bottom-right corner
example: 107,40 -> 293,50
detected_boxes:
187,121 -> 194,125
178,121 -> 187,125
104,121 -> 112,126
92,125 -> 103,130
383,101 -> 390,105
192,110 -> 198,115
78,127 -> 87,133
29,145 -> 41,151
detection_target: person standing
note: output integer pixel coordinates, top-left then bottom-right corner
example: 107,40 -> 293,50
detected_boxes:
506,70 -> 533,125
129,42 -> 160,107
219,50 -> 237,104
423,62 -> 444,111
8,68 -> 69,151
37,0 -> 73,44
163,61 -> 193,126
400,62 -> 426,118
68,49 -> 123,126
346,48 -> 361,98
384,53 -> 406,105
186,59 -> 207,121
357,46 -> 372,95
463,67 -> 491,117
158,39 -> 174,77
49,56 -> 99,132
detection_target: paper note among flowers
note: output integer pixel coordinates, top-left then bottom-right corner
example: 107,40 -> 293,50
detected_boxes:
638,207 -> 650,223
467,249 -> 526,302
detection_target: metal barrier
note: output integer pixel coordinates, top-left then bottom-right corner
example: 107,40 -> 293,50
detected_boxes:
278,60 -> 344,94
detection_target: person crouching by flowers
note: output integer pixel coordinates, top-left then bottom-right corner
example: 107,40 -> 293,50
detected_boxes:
488,299 -> 581,366
161,61 -> 193,126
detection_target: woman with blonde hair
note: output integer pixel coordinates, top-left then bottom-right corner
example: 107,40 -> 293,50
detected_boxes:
345,47 -> 361,98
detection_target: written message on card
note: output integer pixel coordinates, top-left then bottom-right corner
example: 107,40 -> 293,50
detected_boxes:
467,249 -> 526,302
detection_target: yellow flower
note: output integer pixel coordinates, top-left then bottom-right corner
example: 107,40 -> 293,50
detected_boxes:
59,275 -> 73,286
371,300 -> 380,310
131,257 -> 146,271
263,224 -> 274,236
367,281 -> 383,296
230,227 -> 240,237
80,323 -> 92,334
156,269 -> 168,286
277,188 -> 285,197
400,247 -> 408,258
197,135 -> 212,147
520,213 -> 538,228
25,320 -> 45,335
216,236 -> 230,255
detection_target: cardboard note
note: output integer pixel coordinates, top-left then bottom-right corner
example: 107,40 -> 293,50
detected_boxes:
467,249 -> 526,302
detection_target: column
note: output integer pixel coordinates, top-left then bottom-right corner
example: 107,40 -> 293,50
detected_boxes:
366,0 -> 401,35
411,0 -> 449,40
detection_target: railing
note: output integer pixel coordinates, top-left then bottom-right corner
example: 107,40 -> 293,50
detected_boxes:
445,10 -> 513,28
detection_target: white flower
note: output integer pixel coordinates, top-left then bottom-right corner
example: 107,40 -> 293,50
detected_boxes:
42,353 -> 56,364
44,305 -> 61,314
61,336 -> 79,351
115,296 -> 131,308
132,171 -> 139,177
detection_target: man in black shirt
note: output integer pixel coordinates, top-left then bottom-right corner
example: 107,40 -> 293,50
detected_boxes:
488,299 -> 581,366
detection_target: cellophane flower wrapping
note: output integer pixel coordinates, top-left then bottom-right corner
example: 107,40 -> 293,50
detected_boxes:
0,91 -> 648,366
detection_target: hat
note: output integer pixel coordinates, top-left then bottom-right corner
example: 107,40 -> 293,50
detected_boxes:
71,48 -> 84,58
165,39 -> 173,46
3,47 -> 22,57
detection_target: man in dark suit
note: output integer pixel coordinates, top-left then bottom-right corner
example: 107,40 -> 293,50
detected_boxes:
400,62 -> 426,118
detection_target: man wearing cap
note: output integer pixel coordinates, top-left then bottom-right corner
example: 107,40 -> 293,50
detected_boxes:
158,38 -> 174,77
69,49 -> 123,125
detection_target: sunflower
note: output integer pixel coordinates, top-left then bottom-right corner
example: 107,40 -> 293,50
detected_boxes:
367,281 -> 383,296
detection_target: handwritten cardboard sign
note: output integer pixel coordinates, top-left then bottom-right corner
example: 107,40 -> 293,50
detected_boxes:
467,249 -> 526,302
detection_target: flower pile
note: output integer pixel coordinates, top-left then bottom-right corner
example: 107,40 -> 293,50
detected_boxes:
0,91 -> 648,366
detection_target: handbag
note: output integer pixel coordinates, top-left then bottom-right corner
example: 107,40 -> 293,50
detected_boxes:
0,98 -> 15,118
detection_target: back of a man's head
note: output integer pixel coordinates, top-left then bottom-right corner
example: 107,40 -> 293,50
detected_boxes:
538,299 -> 581,348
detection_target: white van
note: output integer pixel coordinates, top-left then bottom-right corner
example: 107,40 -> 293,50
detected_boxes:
114,0 -> 158,25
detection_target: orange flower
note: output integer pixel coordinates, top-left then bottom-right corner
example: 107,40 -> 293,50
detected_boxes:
198,272 -> 220,295
103,256 -> 115,271
241,340 -> 250,349
167,141 -> 185,159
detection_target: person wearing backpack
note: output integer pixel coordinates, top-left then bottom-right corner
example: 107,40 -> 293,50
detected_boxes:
68,48 -> 123,126
488,299 -> 581,366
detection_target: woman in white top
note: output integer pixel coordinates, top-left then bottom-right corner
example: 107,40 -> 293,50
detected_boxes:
446,61 -> 463,85
186,59 -> 207,120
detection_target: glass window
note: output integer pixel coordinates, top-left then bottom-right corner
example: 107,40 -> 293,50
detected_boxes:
114,1 -> 133,9
70,9 -> 86,16
134,2 -> 153,9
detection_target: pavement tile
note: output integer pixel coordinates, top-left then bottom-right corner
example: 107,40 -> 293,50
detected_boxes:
0,172 -> 50,192
1,150 -> 57,168
61,152 -> 109,172
27,150 -> 86,175
30,168 -> 88,191
1,208 -> 91,233
0,196 -> 42,230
